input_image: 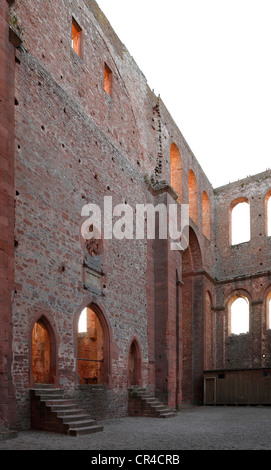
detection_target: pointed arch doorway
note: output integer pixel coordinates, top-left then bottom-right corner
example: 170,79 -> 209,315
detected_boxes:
128,339 -> 142,387
31,316 -> 57,385
77,304 -> 111,385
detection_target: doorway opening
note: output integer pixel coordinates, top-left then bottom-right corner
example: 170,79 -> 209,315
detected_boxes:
32,318 -> 54,384
77,306 -> 107,384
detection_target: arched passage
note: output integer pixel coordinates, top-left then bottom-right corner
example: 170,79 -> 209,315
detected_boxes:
204,291 -> 214,370
31,316 -> 57,385
128,338 -> 142,386
77,304 -> 110,385
181,227 -> 204,404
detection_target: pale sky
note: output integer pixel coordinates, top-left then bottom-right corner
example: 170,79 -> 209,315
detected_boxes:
96,0 -> 271,188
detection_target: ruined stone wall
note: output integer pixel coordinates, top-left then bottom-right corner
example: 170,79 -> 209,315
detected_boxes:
214,171 -> 271,370
4,0 -> 270,428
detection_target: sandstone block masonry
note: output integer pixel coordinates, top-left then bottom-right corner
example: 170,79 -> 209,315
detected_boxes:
1,0 -> 271,431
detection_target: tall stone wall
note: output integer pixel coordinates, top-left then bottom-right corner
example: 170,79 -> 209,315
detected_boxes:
0,0 -> 17,431
1,0 -> 271,429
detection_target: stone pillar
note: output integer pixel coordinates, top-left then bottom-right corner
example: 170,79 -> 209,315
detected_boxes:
149,181 -> 182,408
251,300 -> 264,368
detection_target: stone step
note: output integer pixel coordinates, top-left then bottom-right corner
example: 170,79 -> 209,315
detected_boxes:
43,399 -> 74,406
160,412 -> 177,418
34,389 -> 64,396
69,424 -> 104,436
128,387 -> 177,418
65,420 -> 98,430
56,409 -> 86,417
61,414 -> 95,424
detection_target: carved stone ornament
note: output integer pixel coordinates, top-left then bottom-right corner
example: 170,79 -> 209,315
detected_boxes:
84,224 -> 103,258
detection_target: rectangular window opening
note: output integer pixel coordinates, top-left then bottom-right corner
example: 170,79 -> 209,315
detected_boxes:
72,18 -> 82,57
218,373 -> 225,379
104,63 -> 112,97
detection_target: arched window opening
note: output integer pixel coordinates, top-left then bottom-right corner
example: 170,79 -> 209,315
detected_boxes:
202,191 -> 210,239
104,63 -> 113,97
188,170 -> 198,224
170,143 -> 182,203
32,319 -> 51,384
77,307 -> 104,384
230,296 -> 249,335
267,293 -> 271,329
231,200 -> 250,245
204,291 -> 214,370
266,192 -> 271,237
71,18 -> 82,57
128,339 -> 142,387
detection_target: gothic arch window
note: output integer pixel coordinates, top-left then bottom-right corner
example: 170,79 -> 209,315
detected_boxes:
77,304 -> 110,385
229,295 -> 250,335
188,170 -> 198,224
170,143 -> 182,203
202,191 -> 210,239
266,191 -> 271,237
230,198 -> 250,245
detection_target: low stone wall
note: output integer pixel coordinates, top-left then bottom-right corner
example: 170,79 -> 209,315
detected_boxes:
73,385 -> 128,420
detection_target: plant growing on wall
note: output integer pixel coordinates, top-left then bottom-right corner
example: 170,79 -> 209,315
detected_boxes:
9,2 -> 24,42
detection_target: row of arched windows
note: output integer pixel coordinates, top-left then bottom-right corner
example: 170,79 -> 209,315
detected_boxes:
170,143 -> 211,239
230,192 -> 271,245
206,291 -> 271,337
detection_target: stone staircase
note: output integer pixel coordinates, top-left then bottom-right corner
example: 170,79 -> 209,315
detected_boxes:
128,387 -> 177,418
30,384 -> 103,436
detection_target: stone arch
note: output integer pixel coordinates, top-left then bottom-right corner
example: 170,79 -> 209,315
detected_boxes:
182,226 -> 203,274
75,302 -> 111,385
127,337 -> 142,387
170,143 -> 182,203
30,314 -> 58,387
181,227 -> 203,404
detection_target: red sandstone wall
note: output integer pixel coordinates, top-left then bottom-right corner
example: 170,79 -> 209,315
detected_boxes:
0,0 -> 16,430
214,172 -> 271,370
7,0 -> 271,424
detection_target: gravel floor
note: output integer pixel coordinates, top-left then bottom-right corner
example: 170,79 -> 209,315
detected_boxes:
0,406 -> 271,451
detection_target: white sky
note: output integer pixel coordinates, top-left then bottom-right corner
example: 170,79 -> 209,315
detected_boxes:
96,0 -> 271,188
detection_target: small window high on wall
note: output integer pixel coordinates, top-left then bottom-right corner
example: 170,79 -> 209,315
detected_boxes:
72,18 -> 82,57
231,199 -> 250,245
104,63 -> 112,97
230,296 -> 249,335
